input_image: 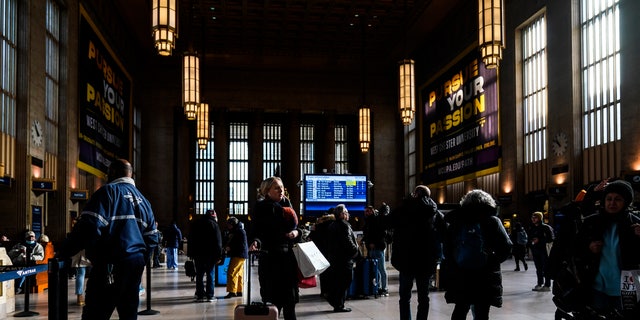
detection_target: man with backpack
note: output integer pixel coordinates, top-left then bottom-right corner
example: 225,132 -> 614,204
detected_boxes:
443,189 -> 512,320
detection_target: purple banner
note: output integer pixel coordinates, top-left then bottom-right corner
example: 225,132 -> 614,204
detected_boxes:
77,6 -> 131,178
419,52 -> 500,185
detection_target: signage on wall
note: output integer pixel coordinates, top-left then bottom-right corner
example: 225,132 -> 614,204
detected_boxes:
70,189 -> 89,201
32,178 -> 55,192
419,50 -> 500,185
31,206 -> 42,239
77,5 -> 132,179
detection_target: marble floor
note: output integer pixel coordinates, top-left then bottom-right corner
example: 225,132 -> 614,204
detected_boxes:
12,256 -> 558,319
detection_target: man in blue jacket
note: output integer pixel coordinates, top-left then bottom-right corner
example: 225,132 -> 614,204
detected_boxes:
58,159 -> 159,320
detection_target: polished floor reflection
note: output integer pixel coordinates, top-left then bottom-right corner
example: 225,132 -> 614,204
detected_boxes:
14,255 -> 557,319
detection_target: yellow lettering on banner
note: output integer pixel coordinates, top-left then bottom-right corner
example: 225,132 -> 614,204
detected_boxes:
86,83 -> 125,131
87,41 -> 124,97
430,95 -> 485,138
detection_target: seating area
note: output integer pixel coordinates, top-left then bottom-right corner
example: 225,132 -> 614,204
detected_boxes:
9,255 -> 560,319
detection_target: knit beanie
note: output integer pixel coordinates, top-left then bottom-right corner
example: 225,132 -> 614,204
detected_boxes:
603,180 -> 634,206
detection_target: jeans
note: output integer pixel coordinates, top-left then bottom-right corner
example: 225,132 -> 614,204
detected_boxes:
368,248 -> 387,291
75,266 -> 87,295
194,258 -> 215,299
398,271 -> 431,320
166,247 -> 178,269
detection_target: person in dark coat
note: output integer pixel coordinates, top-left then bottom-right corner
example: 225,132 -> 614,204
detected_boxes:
248,176 -> 302,320
528,211 -> 555,291
573,179 -> 640,319
510,221 -> 528,271
163,221 -> 182,269
308,209 -> 335,298
384,185 -> 446,320
325,204 -> 359,313
362,204 -> 390,296
188,209 -> 223,302
443,189 -> 512,320
223,216 -> 248,298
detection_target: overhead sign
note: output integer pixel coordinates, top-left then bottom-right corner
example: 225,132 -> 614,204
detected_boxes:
32,179 -> 55,191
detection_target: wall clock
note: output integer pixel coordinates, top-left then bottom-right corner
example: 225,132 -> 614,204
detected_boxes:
552,132 -> 568,156
31,120 -> 43,147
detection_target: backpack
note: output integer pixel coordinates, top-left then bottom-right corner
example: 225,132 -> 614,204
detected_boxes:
516,229 -> 528,245
453,222 -> 488,269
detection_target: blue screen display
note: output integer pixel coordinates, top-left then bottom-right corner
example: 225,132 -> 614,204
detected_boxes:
303,174 -> 368,217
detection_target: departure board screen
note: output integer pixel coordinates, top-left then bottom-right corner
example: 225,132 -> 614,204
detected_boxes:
303,174 -> 368,217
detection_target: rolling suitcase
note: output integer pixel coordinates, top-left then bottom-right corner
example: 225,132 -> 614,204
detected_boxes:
234,252 -> 278,320
359,257 -> 379,297
216,256 -> 231,286
348,257 -> 379,298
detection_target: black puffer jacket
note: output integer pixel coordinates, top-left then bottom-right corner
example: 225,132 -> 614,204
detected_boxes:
443,203 -> 512,307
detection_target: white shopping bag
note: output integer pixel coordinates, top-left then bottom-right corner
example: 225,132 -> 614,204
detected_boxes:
620,269 -> 640,310
293,241 -> 330,278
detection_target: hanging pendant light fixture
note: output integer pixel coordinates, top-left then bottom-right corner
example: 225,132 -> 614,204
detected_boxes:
152,0 -> 177,56
398,59 -> 415,126
398,0 -> 415,126
359,106 -> 370,153
197,102 -> 209,149
182,52 -> 200,120
478,0 -> 504,69
358,15 -> 371,153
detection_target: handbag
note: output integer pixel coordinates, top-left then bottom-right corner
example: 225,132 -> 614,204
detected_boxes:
620,269 -> 640,310
292,241 -> 330,278
297,268 -> 317,288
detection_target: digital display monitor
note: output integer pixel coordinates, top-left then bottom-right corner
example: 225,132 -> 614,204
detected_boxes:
303,174 -> 368,217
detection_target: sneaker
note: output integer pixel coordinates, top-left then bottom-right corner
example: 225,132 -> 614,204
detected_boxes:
378,289 -> 389,296
206,296 -> 215,302
195,297 -> 206,303
236,292 -> 243,297
540,286 -> 551,292
224,293 -> 236,299
514,268 -> 520,271
532,285 -> 543,291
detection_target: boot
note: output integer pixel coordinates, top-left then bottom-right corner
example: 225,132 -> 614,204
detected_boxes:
524,262 -> 528,271
77,294 -> 85,306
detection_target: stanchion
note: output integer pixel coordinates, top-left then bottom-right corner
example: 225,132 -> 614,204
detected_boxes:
14,250 -> 39,317
48,258 -> 69,320
138,257 -> 159,315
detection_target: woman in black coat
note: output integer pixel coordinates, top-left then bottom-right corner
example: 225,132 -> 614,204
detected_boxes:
248,176 -> 302,320
443,189 -> 512,320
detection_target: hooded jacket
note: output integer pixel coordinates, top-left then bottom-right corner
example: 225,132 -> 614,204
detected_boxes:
443,198 -> 512,307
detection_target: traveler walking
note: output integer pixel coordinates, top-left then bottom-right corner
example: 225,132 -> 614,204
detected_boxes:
443,189 -> 512,320
384,185 -> 446,320
188,209 -> 223,302
510,221 -> 528,271
529,211 -> 554,291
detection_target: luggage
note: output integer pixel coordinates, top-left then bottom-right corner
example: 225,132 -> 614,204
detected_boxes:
216,256 -> 231,286
234,252 -> 278,319
184,259 -> 196,282
348,257 -> 379,298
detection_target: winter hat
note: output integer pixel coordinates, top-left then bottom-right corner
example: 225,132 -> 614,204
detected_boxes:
25,231 -> 36,239
206,209 -> 217,218
603,180 -> 634,206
